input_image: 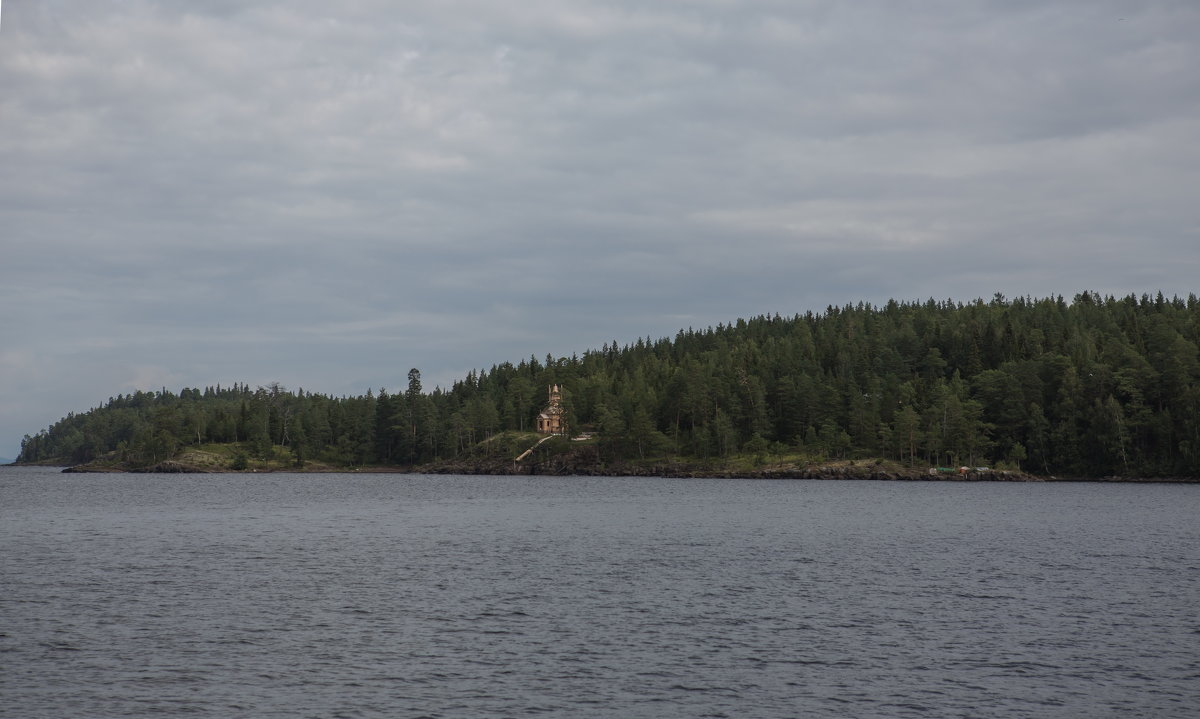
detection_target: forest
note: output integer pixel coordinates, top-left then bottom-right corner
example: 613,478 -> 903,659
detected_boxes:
17,292 -> 1200,477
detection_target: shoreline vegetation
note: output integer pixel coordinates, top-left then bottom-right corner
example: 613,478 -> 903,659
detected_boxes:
16,293 -> 1200,480
24,439 -> 1197,482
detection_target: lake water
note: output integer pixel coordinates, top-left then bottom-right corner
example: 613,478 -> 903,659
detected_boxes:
3,466 -> 1198,718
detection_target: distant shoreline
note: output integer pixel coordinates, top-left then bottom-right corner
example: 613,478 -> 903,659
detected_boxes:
34,459 -> 1198,483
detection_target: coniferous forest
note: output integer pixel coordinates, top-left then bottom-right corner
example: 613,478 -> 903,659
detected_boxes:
17,293 -> 1200,477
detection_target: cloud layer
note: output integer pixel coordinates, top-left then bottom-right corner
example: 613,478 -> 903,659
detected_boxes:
2,0 -> 1198,457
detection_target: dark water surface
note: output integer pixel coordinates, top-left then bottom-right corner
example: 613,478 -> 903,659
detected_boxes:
3,467 -> 1198,718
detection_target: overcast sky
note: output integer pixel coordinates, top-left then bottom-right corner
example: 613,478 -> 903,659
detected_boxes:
2,0 -> 1198,459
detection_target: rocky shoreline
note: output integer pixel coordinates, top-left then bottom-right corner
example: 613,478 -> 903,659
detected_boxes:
51,455 -> 1199,482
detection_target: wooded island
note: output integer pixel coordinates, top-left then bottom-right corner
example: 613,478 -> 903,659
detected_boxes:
18,293 -> 1200,479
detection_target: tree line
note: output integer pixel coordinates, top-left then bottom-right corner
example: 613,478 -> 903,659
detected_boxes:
18,292 -> 1200,476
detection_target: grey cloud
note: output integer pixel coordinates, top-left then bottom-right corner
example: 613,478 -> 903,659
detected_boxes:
2,0 -> 1198,457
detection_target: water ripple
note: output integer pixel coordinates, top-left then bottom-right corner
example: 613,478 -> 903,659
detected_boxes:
2,468 -> 1199,718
